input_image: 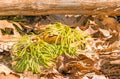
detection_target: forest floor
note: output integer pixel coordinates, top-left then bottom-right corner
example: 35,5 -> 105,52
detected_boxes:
0,15 -> 120,79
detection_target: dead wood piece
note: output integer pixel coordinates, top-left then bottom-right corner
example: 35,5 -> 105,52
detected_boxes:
0,0 -> 120,15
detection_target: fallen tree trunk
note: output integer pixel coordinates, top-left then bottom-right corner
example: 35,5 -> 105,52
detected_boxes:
0,0 -> 120,15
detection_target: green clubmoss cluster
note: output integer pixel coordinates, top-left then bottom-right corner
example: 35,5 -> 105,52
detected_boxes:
12,23 -> 90,73
12,35 -> 57,73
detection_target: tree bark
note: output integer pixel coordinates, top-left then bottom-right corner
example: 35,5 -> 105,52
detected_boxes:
0,0 -> 120,15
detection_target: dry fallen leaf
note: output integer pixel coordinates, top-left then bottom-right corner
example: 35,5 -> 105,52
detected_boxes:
82,73 -> 108,79
0,20 -> 21,37
0,64 -> 19,79
0,20 -> 21,51
0,64 -> 13,75
56,53 -> 101,79
40,68 -> 66,79
110,60 -> 120,64
85,26 -> 98,35
99,28 -> 111,37
20,71 -> 39,79
0,73 -> 19,79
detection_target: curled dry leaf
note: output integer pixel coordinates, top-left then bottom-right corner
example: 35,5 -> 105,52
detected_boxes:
0,20 -> 21,51
99,28 -> 111,37
102,17 -> 117,30
82,73 -> 108,79
0,20 -> 21,37
0,64 -> 13,75
20,71 -> 39,79
0,73 -> 19,79
0,36 -> 18,52
85,26 -> 98,35
40,68 -> 66,79
104,32 -> 119,45
0,64 -> 20,79
56,53 -> 101,79
110,59 -> 120,64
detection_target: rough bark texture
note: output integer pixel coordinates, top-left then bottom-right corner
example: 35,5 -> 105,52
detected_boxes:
0,0 -> 120,15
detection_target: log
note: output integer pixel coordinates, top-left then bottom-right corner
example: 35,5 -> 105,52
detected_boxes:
0,0 -> 120,15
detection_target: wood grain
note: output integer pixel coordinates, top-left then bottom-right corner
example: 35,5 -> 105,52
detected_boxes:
0,0 -> 120,15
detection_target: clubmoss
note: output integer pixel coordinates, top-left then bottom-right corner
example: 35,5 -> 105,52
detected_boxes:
41,23 -> 90,55
12,35 -> 57,73
12,23 -> 90,73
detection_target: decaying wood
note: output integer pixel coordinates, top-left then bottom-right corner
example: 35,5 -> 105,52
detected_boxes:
0,0 -> 120,15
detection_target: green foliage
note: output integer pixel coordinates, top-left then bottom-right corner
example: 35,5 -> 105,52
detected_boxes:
41,23 -> 90,55
0,16 -> 25,22
12,35 -> 57,73
12,23 -> 90,73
